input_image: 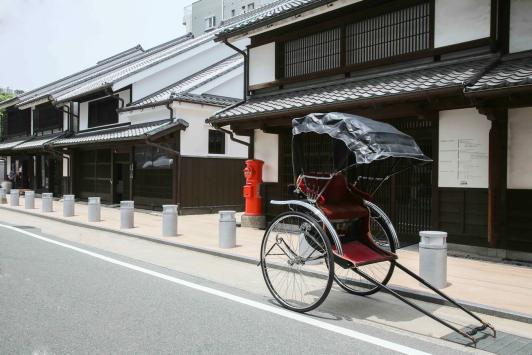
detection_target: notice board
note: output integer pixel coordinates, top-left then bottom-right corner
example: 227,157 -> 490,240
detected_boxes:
438,109 -> 490,188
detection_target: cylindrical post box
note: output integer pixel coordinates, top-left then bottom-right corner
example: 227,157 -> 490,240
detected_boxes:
162,204 -> 178,236
24,190 -> 35,209
243,159 -> 264,216
120,200 -> 134,229
63,195 -> 75,217
219,210 -> 236,248
10,189 -> 19,206
419,231 -> 448,289
0,188 -> 6,204
42,193 -> 53,212
88,197 -> 101,222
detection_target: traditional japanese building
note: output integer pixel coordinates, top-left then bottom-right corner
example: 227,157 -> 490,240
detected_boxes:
209,0 -> 532,256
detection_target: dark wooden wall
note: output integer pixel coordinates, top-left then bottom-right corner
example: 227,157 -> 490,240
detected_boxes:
179,157 -> 246,213
506,189 -> 532,252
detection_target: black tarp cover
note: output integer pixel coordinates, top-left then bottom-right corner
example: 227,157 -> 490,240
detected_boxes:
292,112 -> 432,165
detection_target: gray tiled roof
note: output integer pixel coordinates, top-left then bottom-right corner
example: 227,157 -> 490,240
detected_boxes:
52,119 -> 188,146
0,138 -> 28,152
466,55 -> 532,92
212,57 -> 490,122
172,93 -> 241,107
128,54 -> 243,108
53,33 -> 216,103
218,0 -> 323,38
13,134 -> 63,150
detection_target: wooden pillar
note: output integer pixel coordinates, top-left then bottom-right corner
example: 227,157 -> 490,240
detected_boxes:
480,108 -> 508,248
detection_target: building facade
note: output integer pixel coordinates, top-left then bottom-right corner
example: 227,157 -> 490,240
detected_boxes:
209,0 -> 532,255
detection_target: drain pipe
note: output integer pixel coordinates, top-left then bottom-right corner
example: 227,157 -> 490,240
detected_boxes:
223,39 -> 248,101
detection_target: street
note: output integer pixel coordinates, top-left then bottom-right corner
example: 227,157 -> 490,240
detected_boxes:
0,212 -> 529,354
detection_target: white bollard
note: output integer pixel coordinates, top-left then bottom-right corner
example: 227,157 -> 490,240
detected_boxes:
162,204 -> 178,236
88,197 -> 101,222
419,231 -> 448,289
42,193 -> 53,212
219,210 -> 236,248
24,190 -> 35,209
63,195 -> 75,217
0,188 -> 6,204
120,200 -> 134,229
9,189 -> 19,206
1,181 -> 12,194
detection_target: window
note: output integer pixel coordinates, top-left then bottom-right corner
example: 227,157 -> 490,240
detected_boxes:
284,28 -> 342,78
346,2 -> 430,65
34,103 -> 63,135
208,130 -> 225,154
248,3 -> 254,11
5,108 -> 31,137
204,16 -> 216,30
88,97 -> 118,128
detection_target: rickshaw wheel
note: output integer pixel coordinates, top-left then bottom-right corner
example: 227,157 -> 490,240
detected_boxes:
333,206 -> 396,296
260,211 -> 334,313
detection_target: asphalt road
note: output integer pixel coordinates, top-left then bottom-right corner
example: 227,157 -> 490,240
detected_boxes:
0,224 -> 480,354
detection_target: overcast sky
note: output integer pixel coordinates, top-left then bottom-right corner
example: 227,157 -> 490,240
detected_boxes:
0,0 -> 195,91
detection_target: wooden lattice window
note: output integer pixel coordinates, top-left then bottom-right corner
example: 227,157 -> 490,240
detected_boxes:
284,27 -> 341,78
346,2 -> 430,65
34,103 -> 63,134
5,108 -> 31,137
88,97 -> 118,128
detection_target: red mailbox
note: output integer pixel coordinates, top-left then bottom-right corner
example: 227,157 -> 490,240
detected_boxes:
243,159 -> 264,216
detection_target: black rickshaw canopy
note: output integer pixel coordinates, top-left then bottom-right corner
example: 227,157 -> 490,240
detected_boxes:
292,112 -> 432,165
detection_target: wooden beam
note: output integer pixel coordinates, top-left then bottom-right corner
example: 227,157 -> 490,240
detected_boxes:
478,107 -> 508,248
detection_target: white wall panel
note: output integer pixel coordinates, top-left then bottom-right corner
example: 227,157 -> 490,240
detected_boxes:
254,130 -> 278,182
438,108 -> 490,188
249,42 -> 276,86
508,107 -> 532,189
434,0 -> 491,48
510,0 -> 532,53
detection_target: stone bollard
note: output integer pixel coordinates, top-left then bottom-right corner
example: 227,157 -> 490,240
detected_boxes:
63,195 -> 75,217
219,210 -> 236,248
88,197 -> 101,222
0,188 -> 6,204
24,190 -> 35,209
1,180 -> 12,194
10,189 -> 19,206
419,231 -> 448,289
162,204 -> 178,236
42,193 -> 53,212
120,200 -> 134,229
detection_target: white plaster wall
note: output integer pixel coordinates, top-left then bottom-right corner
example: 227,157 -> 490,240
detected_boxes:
6,156 -> 11,174
78,89 -> 130,130
438,108 -> 491,188
254,129 -> 278,183
508,107 -> 532,189
63,157 -> 69,177
119,106 -> 169,125
203,73 -> 244,98
175,103 -> 248,158
510,0 -> 532,53
249,42 -> 276,86
434,0 -> 491,48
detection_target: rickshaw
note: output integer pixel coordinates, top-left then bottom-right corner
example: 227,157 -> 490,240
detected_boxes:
259,112 -> 495,345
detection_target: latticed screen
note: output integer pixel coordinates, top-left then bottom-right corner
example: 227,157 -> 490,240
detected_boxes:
284,28 -> 341,78
5,109 -> 31,137
346,2 -> 430,65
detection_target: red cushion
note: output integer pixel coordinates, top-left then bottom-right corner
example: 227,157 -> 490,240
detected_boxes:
320,202 -> 369,220
317,174 -> 368,221
335,241 -> 396,266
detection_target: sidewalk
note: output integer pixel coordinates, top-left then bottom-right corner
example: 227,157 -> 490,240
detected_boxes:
1,194 -> 531,321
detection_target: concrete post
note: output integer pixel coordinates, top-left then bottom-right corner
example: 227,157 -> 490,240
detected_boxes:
63,195 -> 75,217
88,197 -> 101,222
219,210 -> 236,248
0,188 -> 6,204
9,189 -> 19,206
1,181 -> 12,194
419,231 -> 448,289
42,193 -> 53,212
24,190 -> 35,209
120,200 -> 134,229
162,204 -> 178,236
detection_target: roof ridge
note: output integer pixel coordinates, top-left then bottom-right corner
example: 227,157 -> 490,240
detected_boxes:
96,45 -> 144,65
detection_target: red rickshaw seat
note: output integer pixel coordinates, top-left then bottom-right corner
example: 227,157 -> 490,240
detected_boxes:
317,174 -> 368,221
336,240 -> 396,266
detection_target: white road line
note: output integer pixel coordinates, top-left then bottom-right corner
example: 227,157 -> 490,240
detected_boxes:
2,224 -> 431,355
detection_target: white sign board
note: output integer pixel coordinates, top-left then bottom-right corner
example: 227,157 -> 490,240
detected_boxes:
438,108 -> 490,188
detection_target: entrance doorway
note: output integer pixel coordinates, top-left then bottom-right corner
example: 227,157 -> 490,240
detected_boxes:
113,153 -> 131,203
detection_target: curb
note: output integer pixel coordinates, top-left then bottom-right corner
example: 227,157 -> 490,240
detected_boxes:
1,204 -> 531,324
